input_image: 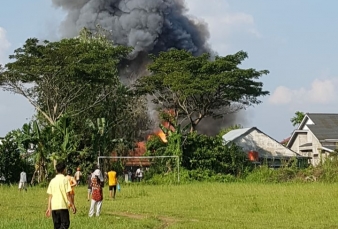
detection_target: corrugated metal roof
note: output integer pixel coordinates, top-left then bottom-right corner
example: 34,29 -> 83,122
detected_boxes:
222,127 -> 306,158
307,125 -> 338,140
307,114 -> 338,140
307,113 -> 338,128
222,127 -> 254,143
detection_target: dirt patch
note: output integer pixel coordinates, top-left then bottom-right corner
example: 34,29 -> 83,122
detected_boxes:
109,211 -> 195,228
156,216 -> 179,229
112,211 -> 145,220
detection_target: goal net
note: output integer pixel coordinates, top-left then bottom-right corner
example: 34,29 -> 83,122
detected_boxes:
97,155 -> 180,182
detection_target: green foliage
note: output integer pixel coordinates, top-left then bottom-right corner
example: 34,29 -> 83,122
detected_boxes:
1,36 -> 131,126
0,29 -> 152,181
144,168 -> 237,185
290,111 -> 305,127
245,166 -> 298,183
184,169 -> 237,182
136,49 -> 269,132
145,130 -> 253,181
244,156 -> 338,183
182,132 -> 253,176
0,130 -> 27,183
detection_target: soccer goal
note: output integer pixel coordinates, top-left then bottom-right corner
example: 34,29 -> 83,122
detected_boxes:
97,155 -> 180,182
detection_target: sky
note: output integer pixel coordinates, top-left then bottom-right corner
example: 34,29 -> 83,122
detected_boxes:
1,0 -> 338,141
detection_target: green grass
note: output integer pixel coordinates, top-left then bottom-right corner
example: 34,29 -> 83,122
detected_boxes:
1,182 -> 338,228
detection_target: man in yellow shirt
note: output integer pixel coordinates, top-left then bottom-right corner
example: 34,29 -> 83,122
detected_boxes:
46,162 -> 76,229
107,166 -> 118,199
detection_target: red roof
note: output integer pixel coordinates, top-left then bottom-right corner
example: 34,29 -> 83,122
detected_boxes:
280,137 -> 291,145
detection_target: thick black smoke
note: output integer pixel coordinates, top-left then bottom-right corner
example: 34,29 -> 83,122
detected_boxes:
51,0 -> 243,134
52,0 -> 210,58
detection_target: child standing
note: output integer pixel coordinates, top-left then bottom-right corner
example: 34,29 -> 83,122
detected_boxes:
89,176 -> 103,217
66,169 -> 77,206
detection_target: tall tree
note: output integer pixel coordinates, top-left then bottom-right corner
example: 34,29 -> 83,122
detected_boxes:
290,111 -> 305,127
0,30 -> 131,125
136,49 -> 269,132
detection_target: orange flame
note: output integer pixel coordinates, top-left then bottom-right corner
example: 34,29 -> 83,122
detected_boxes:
155,130 -> 168,143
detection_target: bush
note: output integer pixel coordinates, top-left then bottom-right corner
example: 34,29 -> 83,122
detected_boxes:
0,131 -> 28,184
182,133 -> 253,177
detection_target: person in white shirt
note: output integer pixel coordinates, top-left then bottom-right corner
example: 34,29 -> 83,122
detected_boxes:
135,167 -> 143,182
74,168 -> 82,185
91,164 -> 104,187
18,171 -> 27,191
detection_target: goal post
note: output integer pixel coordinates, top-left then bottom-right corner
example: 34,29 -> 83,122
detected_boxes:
97,155 -> 180,182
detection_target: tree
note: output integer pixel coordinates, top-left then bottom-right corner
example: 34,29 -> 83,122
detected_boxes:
17,116 -> 82,183
181,133 -> 252,176
291,111 -> 305,127
0,30 -> 131,126
136,49 -> 269,132
0,130 -> 26,183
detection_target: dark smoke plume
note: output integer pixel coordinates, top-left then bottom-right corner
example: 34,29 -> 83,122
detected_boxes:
51,0 -> 244,134
52,0 -> 210,58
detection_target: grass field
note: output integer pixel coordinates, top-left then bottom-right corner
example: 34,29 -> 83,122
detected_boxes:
1,182 -> 338,229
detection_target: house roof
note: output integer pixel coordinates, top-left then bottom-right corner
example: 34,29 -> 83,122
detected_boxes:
307,113 -> 338,127
280,137 -> 291,145
321,145 -> 336,152
307,125 -> 338,141
222,127 -> 253,143
222,127 -> 306,159
287,113 -> 338,147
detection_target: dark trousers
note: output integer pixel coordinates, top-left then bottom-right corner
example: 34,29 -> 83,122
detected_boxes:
52,209 -> 70,229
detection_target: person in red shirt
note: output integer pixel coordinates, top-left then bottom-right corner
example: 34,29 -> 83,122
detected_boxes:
88,175 -> 103,217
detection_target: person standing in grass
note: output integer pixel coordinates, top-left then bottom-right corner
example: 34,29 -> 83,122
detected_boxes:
66,169 -> 77,205
89,175 -> 103,217
106,166 -> 118,199
92,164 -> 104,187
18,171 -> 27,192
46,162 -> 76,229
87,170 -> 93,201
135,167 -> 143,182
74,167 -> 82,186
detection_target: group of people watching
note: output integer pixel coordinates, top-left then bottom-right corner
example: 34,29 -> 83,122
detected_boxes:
19,163 -> 145,229
44,163 -> 119,229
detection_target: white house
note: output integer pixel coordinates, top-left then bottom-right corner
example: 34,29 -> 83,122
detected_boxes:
287,113 -> 338,166
223,127 -> 308,168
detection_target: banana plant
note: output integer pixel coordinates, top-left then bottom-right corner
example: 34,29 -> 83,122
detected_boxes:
86,117 -> 109,157
17,121 -> 49,184
49,115 -> 79,166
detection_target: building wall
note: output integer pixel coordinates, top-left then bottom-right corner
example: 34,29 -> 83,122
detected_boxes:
289,130 -> 323,166
233,129 -> 297,158
290,133 -> 307,153
310,133 -> 322,166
